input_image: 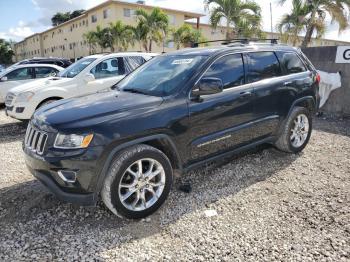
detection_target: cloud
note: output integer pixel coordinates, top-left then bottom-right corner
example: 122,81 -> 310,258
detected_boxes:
0,21 -> 35,41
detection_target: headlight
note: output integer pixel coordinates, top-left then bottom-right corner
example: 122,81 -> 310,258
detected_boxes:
15,92 -> 35,103
54,133 -> 94,149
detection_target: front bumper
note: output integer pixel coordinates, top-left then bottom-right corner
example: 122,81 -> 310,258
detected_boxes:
6,102 -> 36,120
24,145 -> 106,206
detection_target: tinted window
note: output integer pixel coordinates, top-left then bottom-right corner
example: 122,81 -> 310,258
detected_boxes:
35,67 -> 58,78
6,68 -> 32,81
248,52 -> 281,83
124,56 -> 146,73
203,54 -> 245,89
90,58 -> 124,79
279,52 -> 307,74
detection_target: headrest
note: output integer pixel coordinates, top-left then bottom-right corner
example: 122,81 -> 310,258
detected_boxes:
101,62 -> 108,70
111,59 -> 118,67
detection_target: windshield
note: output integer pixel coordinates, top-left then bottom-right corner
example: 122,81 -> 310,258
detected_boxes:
58,58 -> 96,78
117,55 -> 208,96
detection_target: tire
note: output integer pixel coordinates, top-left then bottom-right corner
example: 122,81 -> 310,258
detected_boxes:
101,144 -> 173,219
275,106 -> 312,153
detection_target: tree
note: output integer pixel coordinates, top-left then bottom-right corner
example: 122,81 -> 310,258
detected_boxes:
172,24 -> 206,49
0,39 -> 14,65
204,0 -> 262,40
51,10 -> 85,26
279,0 -> 350,48
109,21 -> 133,52
135,8 -> 169,52
128,23 -> 149,52
277,0 -> 310,46
83,31 -> 98,55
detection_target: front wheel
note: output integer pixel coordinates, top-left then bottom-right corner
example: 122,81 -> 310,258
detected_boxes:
275,107 -> 312,153
101,144 -> 173,219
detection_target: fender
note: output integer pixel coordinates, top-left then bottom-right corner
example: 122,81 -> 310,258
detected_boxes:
288,96 -> 316,117
94,134 -> 182,197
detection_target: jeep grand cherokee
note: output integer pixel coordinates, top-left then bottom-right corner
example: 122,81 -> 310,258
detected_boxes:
24,41 -> 320,219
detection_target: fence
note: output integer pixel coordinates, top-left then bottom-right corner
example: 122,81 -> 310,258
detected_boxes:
302,46 -> 350,117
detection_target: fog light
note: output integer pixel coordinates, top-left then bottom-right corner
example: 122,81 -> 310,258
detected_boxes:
16,107 -> 25,113
57,170 -> 77,183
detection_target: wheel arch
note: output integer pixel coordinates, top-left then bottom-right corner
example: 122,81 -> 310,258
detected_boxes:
289,96 -> 316,116
95,134 -> 183,195
36,96 -> 64,109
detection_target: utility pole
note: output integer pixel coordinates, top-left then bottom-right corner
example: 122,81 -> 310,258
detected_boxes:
270,2 -> 273,38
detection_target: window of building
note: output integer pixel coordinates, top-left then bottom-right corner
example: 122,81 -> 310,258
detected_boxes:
103,9 -> 110,19
124,8 -> 136,17
277,52 -> 307,74
168,14 -> 176,25
247,52 -> 282,83
91,14 -> 97,23
203,54 -> 245,89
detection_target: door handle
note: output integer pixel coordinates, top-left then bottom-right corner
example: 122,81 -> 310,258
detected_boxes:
239,91 -> 253,98
284,81 -> 293,86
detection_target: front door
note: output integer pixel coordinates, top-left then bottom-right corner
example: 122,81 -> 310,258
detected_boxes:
84,57 -> 126,95
188,53 -> 255,163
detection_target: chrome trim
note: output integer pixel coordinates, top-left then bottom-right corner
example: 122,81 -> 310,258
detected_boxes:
24,123 -> 48,155
57,170 -> 77,183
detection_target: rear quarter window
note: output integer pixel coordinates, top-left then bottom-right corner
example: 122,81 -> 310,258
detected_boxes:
277,52 -> 307,74
247,52 -> 282,83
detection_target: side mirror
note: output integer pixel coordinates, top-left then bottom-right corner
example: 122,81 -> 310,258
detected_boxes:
192,77 -> 223,97
0,76 -> 8,82
84,73 -> 95,83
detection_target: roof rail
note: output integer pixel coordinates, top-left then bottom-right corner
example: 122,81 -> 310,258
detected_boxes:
191,38 -> 279,48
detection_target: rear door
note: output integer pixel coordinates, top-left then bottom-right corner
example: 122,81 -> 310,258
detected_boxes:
246,51 -> 287,140
188,53 -> 256,163
34,67 -> 59,79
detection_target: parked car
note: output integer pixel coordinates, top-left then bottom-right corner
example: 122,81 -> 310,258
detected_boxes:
24,42 -> 320,219
10,57 -> 72,69
0,64 -> 63,104
5,52 -> 155,120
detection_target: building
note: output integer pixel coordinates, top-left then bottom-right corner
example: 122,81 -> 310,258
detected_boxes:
14,0 -> 350,62
14,0 -> 203,61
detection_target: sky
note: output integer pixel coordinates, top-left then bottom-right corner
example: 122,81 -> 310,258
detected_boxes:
0,0 -> 349,42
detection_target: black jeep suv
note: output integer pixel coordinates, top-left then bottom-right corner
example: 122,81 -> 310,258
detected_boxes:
24,42 -> 320,219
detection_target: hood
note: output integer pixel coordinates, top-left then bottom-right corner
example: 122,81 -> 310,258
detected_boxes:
10,77 -> 75,94
33,90 -> 163,130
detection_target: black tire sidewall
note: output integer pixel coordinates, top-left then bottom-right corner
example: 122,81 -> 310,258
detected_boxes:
287,108 -> 312,153
108,147 -> 173,219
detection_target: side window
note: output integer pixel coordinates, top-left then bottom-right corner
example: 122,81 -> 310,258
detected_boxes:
35,67 -> 58,78
123,56 -> 146,73
203,54 -> 245,89
5,68 -> 33,81
247,52 -> 282,83
90,58 -> 125,79
278,52 -> 307,74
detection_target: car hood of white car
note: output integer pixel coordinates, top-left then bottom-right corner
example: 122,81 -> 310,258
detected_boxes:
9,77 -> 75,94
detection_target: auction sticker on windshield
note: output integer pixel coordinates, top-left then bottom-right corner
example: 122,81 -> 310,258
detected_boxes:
171,59 -> 194,65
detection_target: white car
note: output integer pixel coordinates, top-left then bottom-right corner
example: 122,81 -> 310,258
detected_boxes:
0,64 -> 63,103
5,53 -> 156,120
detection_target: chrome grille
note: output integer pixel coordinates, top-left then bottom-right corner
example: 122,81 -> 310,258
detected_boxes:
25,124 -> 48,155
5,93 -> 15,106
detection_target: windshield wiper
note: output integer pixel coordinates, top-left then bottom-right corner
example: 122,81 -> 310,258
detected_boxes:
123,88 -> 148,95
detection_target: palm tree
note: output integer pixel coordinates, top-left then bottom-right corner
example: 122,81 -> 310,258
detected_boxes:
128,23 -> 148,52
135,8 -> 169,52
94,25 -> 109,52
83,31 -> 98,55
277,0 -> 310,46
280,0 -> 350,48
204,0 -> 262,40
109,21 -> 133,52
172,24 -> 206,49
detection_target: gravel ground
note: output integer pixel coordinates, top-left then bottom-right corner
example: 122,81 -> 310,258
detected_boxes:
0,106 -> 349,261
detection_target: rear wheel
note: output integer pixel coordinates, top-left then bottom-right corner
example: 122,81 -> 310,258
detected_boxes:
275,107 -> 312,153
101,144 -> 173,219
